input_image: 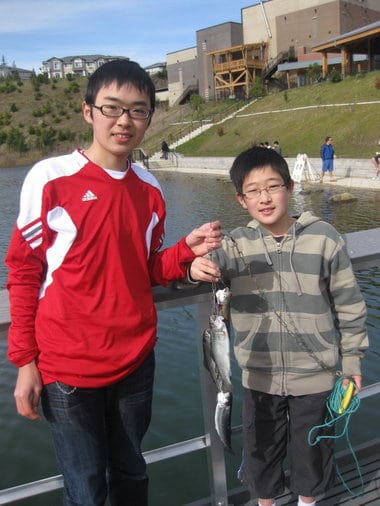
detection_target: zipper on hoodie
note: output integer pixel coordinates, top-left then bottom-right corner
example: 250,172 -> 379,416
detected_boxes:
274,237 -> 287,396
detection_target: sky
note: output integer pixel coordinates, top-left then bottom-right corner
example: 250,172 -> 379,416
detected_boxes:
1,0 -> 260,73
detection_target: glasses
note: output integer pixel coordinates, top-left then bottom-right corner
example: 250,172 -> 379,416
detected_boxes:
241,184 -> 286,200
91,104 -> 152,120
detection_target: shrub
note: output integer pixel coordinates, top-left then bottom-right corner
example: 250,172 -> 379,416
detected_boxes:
249,77 -> 265,99
306,63 -> 321,84
329,68 -> 342,83
0,130 -> 7,144
6,127 -> 28,152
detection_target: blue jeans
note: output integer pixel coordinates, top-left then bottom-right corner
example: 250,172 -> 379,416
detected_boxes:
41,351 -> 155,506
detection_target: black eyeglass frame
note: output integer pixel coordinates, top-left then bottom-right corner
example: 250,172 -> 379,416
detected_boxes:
91,104 -> 153,120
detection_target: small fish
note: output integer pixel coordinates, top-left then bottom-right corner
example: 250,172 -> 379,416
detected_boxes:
209,314 -> 232,393
215,391 -> 232,451
202,297 -> 233,452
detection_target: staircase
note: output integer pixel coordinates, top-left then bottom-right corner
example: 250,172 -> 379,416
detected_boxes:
262,51 -> 290,80
149,100 -> 256,165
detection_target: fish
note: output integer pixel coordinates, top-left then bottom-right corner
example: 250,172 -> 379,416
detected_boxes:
215,287 -> 231,323
202,287 -> 233,451
215,391 -> 232,450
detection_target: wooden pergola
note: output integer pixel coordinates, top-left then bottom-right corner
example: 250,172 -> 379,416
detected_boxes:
312,21 -> 380,78
208,43 -> 267,99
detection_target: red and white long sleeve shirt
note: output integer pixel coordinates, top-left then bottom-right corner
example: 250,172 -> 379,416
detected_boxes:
6,150 -> 194,387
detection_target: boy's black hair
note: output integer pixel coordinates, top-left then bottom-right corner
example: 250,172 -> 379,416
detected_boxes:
85,59 -> 156,112
230,146 -> 292,194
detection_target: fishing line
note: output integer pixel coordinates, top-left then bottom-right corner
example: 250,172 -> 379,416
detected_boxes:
308,377 -> 364,497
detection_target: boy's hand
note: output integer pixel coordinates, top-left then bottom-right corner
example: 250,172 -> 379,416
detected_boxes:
190,257 -> 221,283
343,375 -> 361,395
185,221 -> 222,256
14,361 -> 43,420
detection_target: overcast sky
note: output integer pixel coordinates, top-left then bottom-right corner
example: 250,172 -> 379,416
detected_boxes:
1,0 -> 260,72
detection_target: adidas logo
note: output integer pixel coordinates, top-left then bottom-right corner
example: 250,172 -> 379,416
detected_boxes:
82,190 -> 98,202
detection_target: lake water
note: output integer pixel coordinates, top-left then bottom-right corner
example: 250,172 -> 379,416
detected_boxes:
0,166 -> 379,505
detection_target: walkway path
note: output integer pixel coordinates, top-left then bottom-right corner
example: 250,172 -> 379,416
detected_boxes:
148,157 -> 380,190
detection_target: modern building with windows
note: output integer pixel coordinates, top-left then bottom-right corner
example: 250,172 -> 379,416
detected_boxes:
166,0 -> 380,103
41,55 -> 128,79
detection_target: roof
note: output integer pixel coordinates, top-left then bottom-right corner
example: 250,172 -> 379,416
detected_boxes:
312,20 -> 380,52
43,55 -> 128,64
144,62 -> 166,70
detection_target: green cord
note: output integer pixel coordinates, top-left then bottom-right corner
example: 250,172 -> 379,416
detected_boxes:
308,377 -> 364,497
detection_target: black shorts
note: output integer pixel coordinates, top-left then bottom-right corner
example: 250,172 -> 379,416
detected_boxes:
239,388 -> 335,499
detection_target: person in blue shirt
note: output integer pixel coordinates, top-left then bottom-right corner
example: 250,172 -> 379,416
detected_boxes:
320,136 -> 335,182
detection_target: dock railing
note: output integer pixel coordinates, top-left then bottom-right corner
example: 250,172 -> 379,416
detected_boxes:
0,227 -> 379,505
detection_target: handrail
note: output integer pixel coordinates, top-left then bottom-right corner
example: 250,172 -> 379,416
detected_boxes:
0,227 -> 379,505
145,99 -> 250,156
1,382 -> 379,504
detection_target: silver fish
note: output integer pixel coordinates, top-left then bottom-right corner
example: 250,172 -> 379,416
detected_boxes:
215,391 -> 232,451
208,314 -> 232,393
202,298 -> 233,451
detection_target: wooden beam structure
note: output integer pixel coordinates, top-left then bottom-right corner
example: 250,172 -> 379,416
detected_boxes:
208,43 -> 267,100
312,21 -> 380,78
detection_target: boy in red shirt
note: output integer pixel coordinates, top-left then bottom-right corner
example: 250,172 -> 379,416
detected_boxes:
6,59 -> 221,506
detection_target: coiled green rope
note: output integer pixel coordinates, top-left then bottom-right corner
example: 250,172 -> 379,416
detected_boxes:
308,377 -> 364,497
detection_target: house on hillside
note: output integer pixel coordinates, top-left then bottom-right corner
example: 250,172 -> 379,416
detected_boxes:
0,64 -> 33,80
41,55 -> 128,79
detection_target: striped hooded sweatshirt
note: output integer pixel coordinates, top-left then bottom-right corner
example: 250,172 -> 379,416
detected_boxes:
212,211 -> 368,396
6,150 -> 195,388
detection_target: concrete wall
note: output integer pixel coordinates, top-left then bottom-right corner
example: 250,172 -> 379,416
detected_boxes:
151,156 -> 374,182
167,47 -> 198,106
242,0 -> 380,60
196,22 -> 243,101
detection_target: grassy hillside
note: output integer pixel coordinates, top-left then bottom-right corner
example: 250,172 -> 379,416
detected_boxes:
0,71 -> 379,168
176,71 -> 380,159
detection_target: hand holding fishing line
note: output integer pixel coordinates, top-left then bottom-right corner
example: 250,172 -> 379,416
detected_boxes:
190,256 -> 221,283
188,222 -> 222,282
185,220 -> 222,257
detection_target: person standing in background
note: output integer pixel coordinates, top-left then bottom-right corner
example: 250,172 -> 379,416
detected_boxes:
320,136 -> 335,182
370,140 -> 380,180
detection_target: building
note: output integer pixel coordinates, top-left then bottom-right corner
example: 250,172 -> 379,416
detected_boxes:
196,22 -> 244,101
0,64 -> 33,80
167,46 -> 198,106
41,55 -> 128,79
166,0 -> 380,102
144,62 -> 167,76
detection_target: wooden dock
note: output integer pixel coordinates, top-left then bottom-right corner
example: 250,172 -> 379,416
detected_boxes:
186,439 -> 380,505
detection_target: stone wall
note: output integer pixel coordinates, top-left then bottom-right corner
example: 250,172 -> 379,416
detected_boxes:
151,156 -> 371,179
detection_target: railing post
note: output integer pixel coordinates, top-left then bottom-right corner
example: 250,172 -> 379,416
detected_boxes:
196,299 -> 231,506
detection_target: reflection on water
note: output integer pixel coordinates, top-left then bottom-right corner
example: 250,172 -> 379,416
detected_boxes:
0,167 -> 379,505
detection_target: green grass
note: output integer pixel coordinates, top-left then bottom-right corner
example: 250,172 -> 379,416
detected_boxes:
176,72 -> 380,158
0,71 -> 379,168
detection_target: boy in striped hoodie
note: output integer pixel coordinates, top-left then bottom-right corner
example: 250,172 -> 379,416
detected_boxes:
191,146 -> 368,506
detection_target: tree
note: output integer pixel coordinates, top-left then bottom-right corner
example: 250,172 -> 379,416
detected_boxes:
189,94 -> 205,120
249,77 -> 265,99
306,63 -> 321,84
6,127 -> 28,152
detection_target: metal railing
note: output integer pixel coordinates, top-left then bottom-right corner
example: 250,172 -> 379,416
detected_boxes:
0,227 -> 379,505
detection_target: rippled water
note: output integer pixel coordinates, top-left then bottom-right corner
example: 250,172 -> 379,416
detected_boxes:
0,167 -> 379,505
